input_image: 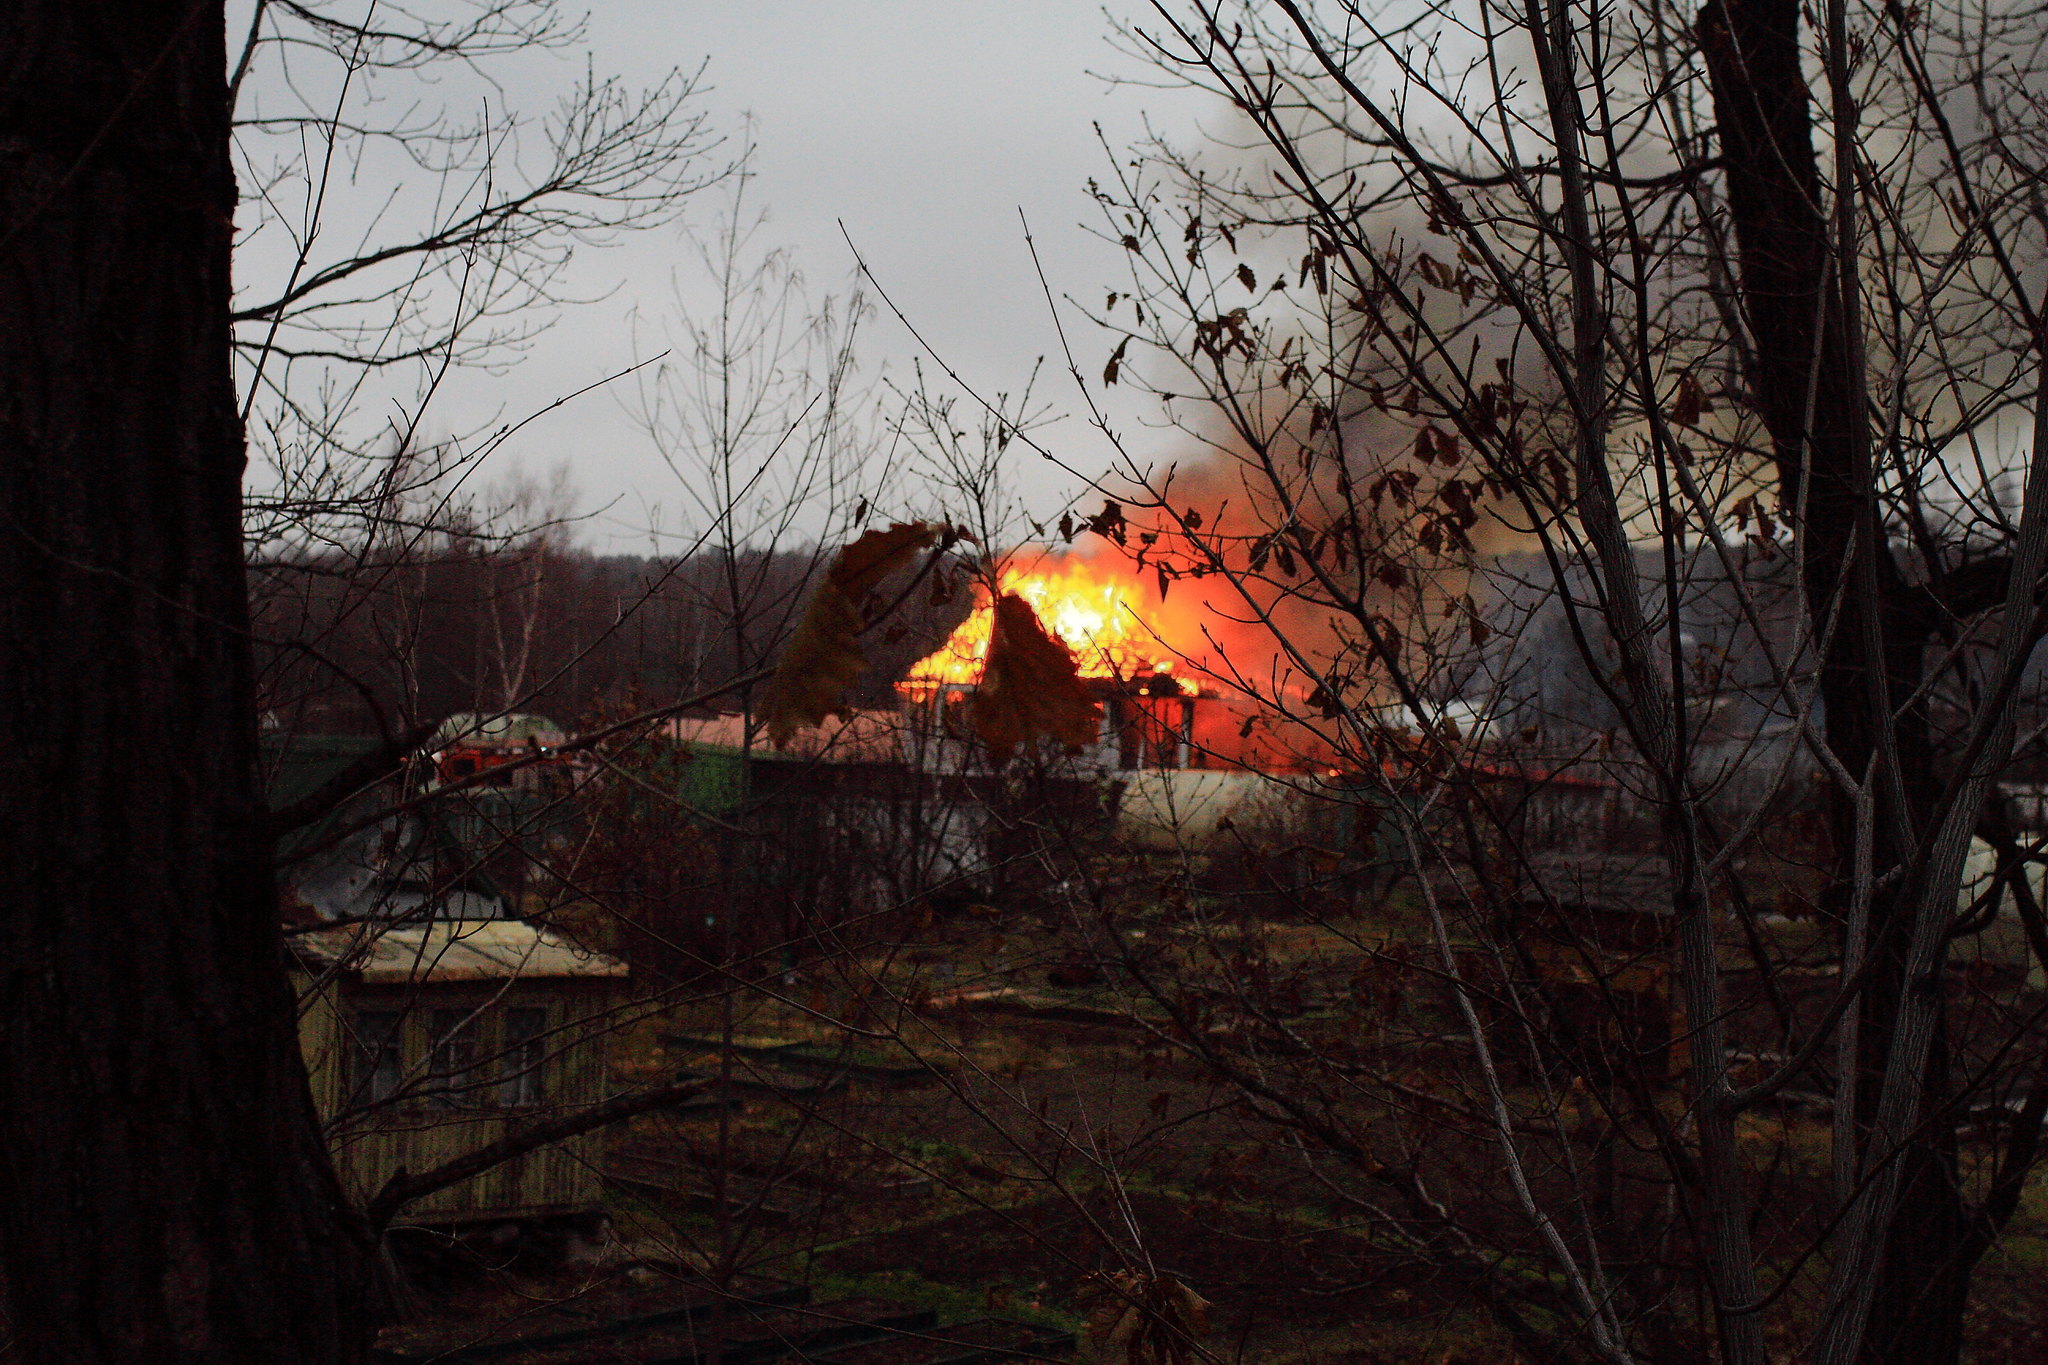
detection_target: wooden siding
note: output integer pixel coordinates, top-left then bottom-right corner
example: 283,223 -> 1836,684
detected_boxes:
327,1112 -> 601,1222
293,970 -> 615,1225
294,969 -> 348,1118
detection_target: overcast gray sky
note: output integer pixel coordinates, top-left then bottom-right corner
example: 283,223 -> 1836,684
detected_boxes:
422,3 -> 1221,551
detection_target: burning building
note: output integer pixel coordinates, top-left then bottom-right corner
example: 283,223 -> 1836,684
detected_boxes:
897,558 -> 1225,774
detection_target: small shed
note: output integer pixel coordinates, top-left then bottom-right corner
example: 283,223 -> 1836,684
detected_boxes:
293,919 -> 628,1225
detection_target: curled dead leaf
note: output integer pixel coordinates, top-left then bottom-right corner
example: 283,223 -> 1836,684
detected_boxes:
1670,373 -> 1712,428
1104,335 -> 1132,386
969,593 -> 1103,765
758,522 -> 944,744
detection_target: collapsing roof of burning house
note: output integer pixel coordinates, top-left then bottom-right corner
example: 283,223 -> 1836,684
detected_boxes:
895,555 -> 1353,774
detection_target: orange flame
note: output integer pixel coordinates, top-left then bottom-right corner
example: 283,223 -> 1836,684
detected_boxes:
906,560 -> 1186,690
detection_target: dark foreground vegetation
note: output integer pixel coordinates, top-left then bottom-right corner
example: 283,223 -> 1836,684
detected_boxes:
16,0 -> 2048,1361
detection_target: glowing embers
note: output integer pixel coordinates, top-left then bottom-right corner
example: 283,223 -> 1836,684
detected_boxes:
904,559 -> 1187,692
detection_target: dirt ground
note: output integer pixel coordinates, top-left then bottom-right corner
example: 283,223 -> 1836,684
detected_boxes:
381,906 -> 2048,1365
572,914 -> 1530,1365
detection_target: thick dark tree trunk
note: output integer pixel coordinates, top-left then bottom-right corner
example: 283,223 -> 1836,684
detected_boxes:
1697,0 -> 1969,1359
0,6 -> 374,1362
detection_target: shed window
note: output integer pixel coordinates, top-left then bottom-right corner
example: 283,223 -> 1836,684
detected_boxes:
499,1006 -> 548,1107
427,1008 -> 482,1109
351,1010 -> 403,1106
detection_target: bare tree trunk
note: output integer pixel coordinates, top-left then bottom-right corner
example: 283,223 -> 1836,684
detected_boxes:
1698,0 -> 1966,1356
0,6 -> 374,1361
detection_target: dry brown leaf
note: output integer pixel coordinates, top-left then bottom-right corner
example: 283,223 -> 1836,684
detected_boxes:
1079,1270 -> 1211,1365
969,593 -> 1103,765
758,521 -> 943,744
832,521 -> 948,600
1670,373 -> 1712,428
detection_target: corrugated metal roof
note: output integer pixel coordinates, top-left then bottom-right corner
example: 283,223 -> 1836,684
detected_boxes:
295,919 -> 627,984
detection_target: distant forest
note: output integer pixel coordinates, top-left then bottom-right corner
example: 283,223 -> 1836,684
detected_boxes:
251,545 -> 970,738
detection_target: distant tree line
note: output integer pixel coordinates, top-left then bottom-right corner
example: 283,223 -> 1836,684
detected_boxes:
252,543 -> 968,738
